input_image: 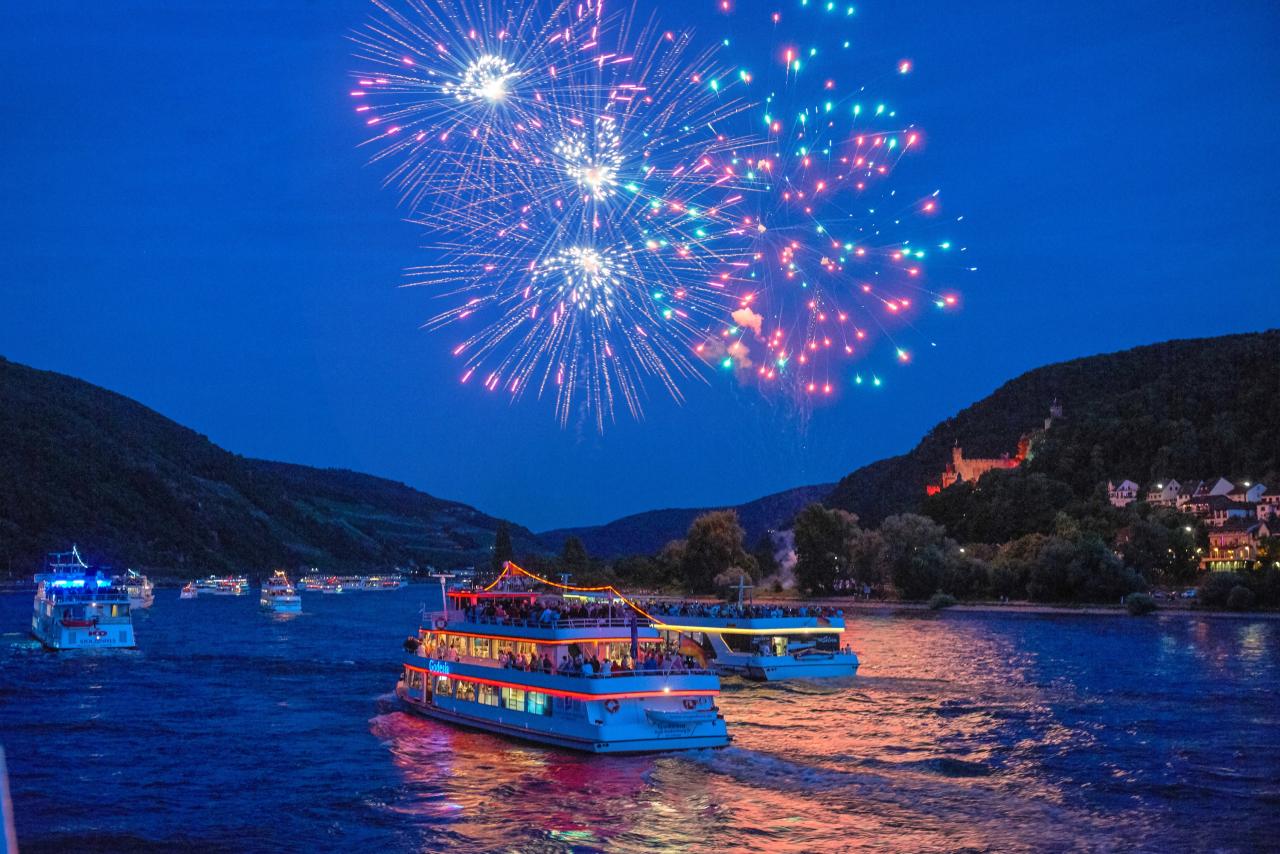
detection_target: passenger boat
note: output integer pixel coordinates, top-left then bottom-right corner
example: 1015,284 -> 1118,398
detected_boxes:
320,578 -> 344,594
647,581 -> 859,681
30,546 -> 136,650
179,582 -> 198,600
359,573 -> 408,591
260,570 -> 302,613
118,569 -> 155,609
193,575 -> 249,596
296,571 -> 323,592
396,563 -> 730,754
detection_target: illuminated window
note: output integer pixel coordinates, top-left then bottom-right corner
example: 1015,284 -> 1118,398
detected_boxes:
406,669 -> 424,690
477,684 -> 499,706
500,687 -> 526,710
434,675 -> 453,696
526,691 -> 551,716
455,681 -> 476,702
471,637 -> 490,658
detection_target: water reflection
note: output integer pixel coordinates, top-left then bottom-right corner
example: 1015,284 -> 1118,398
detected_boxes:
370,612 -> 1280,852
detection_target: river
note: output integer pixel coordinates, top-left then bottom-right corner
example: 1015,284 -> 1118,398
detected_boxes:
2,588 -> 1277,852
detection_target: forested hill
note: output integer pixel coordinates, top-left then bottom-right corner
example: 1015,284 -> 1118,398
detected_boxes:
538,482 -> 834,558
0,357 -> 538,576
827,330 -> 1280,524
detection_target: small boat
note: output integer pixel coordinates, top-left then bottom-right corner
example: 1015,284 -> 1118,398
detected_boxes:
180,582 -> 198,600
396,563 -> 730,753
118,569 -> 155,609
321,578 -> 344,594
193,575 -> 249,596
260,570 -> 302,613
31,546 -> 136,650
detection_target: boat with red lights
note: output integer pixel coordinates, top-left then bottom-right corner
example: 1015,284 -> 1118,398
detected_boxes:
395,563 -> 730,753
31,546 -> 136,650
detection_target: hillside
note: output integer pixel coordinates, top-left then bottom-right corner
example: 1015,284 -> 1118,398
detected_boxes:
539,483 -> 834,558
827,330 -> 1280,525
0,357 -> 539,576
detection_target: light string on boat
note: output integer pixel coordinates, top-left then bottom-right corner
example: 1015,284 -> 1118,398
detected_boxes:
480,562 -> 658,623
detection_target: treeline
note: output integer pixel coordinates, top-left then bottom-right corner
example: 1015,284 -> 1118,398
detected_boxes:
504,496 -> 1279,610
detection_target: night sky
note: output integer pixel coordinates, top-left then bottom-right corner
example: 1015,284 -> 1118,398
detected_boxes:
2,1 -> 1277,532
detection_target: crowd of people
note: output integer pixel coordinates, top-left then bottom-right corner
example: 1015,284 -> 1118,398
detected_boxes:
414,636 -> 701,678
643,600 -> 844,620
459,597 -> 640,627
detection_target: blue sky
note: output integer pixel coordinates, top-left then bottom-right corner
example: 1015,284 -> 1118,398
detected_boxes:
2,0 -> 1277,531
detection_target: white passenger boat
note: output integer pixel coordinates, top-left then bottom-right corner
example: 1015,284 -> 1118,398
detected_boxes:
118,569 -> 154,609
193,575 -> 248,596
260,570 -> 302,613
396,564 -> 731,754
31,546 -> 136,650
648,583 -> 859,681
179,582 -> 198,600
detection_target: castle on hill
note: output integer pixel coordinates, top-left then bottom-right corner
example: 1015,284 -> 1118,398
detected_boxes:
925,401 -> 1062,496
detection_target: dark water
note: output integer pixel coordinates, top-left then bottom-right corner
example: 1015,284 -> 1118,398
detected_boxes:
2,589 -> 1278,853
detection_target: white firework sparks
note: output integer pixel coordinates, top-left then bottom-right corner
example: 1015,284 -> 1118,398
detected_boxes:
536,245 -> 623,315
553,119 -> 624,201
443,54 -> 519,104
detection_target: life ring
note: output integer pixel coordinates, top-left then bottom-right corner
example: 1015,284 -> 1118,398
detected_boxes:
603,698 -> 620,714
682,698 -> 698,710
434,617 -> 447,630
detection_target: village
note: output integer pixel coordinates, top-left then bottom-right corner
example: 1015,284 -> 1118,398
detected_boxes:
1108,477 -> 1276,571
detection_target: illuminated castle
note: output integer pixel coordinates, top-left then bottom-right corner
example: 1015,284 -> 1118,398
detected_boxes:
925,401 -> 1060,496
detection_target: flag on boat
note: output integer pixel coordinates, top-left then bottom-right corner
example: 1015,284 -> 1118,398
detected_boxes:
679,634 -> 709,668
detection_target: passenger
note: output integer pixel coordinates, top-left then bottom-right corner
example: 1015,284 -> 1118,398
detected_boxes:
600,658 -> 612,676
581,659 -> 595,676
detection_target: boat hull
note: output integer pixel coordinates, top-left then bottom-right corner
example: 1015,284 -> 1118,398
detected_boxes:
30,618 -> 135,651
396,686 -> 729,754
260,597 -> 301,613
715,654 -> 860,682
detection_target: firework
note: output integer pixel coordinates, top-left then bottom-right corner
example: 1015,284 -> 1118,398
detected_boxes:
705,1 -> 972,401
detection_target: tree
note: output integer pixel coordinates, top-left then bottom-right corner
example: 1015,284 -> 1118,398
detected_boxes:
491,521 -> 514,575
792,503 -> 860,595
752,532 -> 779,582
1028,534 -> 1144,602
679,510 -> 756,593
559,536 -> 589,578
876,513 -> 956,600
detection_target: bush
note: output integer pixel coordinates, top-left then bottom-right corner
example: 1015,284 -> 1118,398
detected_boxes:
1226,585 -> 1256,612
1197,571 -> 1245,608
1124,592 -> 1158,616
928,592 -> 957,610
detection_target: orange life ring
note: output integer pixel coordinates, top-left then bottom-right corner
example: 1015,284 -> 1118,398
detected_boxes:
683,698 -> 698,710
603,698 -> 620,714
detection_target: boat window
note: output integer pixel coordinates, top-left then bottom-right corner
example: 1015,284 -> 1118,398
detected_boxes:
455,681 -> 476,702
500,687 -> 526,711
434,675 -> 453,696
558,697 -> 582,716
525,691 -> 551,717
477,684 -> 499,706
470,637 -> 490,658
406,669 -> 425,690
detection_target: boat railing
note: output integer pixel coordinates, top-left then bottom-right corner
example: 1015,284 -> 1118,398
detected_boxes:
430,612 -> 653,631
416,652 -> 716,679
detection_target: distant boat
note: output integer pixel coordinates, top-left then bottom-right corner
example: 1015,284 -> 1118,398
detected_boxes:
179,582 -> 198,600
118,569 -> 155,609
260,570 -> 302,613
193,575 -> 249,596
31,545 -> 136,650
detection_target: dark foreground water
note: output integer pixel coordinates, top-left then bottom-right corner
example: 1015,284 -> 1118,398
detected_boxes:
2,589 -> 1278,853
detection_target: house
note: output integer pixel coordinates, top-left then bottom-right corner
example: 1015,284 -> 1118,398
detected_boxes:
1194,477 -> 1235,498
1227,482 -> 1266,503
1202,520 -> 1272,571
1258,494 -> 1280,521
1108,480 -> 1140,508
1205,495 -> 1255,528
1145,480 -> 1182,507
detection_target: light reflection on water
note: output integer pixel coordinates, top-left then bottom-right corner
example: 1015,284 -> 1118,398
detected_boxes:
2,592 -> 1278,852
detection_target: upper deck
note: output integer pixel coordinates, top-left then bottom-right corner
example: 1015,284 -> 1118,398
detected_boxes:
646,603 -> 845,635
432,589 -> 661,642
